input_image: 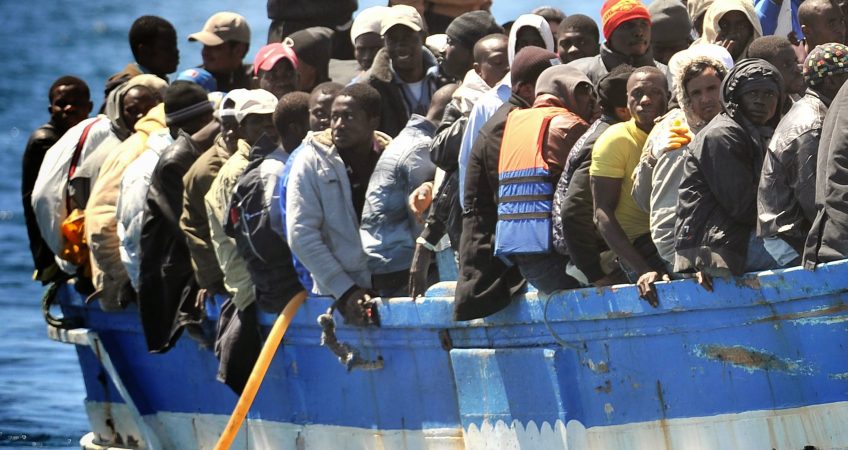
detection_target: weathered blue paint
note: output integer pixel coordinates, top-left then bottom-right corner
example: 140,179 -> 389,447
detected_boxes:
56,261 -> 848,440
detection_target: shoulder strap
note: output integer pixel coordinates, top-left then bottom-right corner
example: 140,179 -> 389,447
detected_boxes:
66,118 -> 101,213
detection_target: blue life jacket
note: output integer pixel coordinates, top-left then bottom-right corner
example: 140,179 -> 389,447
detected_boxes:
494,106 -> 564,256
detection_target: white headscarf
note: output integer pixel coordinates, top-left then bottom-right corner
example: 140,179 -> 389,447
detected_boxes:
508,14 -> 555,66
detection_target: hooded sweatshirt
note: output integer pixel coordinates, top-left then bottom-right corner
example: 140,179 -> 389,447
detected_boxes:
675,58 -> 784,275
699,0 -> 763,61
72,75 -> 168,202
507,14 -> 556,66
86,103 -> 167,309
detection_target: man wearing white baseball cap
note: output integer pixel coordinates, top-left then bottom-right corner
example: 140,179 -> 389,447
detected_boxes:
189,12 -> 254,92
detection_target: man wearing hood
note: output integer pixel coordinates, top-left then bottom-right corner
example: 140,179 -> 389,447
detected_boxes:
698,0 -> 763,62
367,6 -> 447,138
508,14 -> 557,65
675,58 -> 785,278
568,0 -> 671,87
633,45 -> 732,270
73,75 -> 167,206
454,47 -> 559,320
649,0 -> 694,65
494,65 -> 598,294
759,44 -> 848,264
554,65 -> 634,287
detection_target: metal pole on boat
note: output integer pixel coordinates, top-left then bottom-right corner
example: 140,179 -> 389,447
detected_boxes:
213,291 -> 307,450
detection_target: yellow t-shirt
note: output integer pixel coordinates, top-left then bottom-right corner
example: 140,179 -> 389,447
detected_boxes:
589,119 -> 650,242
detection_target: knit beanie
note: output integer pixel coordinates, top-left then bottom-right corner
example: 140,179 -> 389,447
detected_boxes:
445,11 -> 504,50
649,0 -> 692,44
600,0 -> 652,41
164,81 -> 214,127
597,65 -> 634,112
510,46 -> 560,86
804,43 -> 848,87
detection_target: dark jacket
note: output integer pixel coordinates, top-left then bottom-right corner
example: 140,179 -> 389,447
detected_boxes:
22,122 -> 60,275
419,105 -> 465,250
757,88 -> 827,252
675,59 -> 784,275
366,47 -> 443,138
566,44 -> 671,88
267,0 -> 356,24
226,140 -> 303,314
202,64 -> 254,93
138,131 -> 205,353
455,94 -> 528,320
553,116 -> 616,282
804,81 -> 848,267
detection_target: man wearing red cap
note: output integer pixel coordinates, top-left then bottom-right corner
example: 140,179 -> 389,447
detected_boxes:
253,43 -> 300,99
567,0 -> 670,86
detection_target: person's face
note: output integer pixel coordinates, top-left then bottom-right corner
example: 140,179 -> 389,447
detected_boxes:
221,115 -> 239,153
772,46 -> 805,96
739,88 -> 779,125
609,19 -> 651,57
384,26 -> 423,73
474,41 -> 509,87
515,26 -> 547,53
652,39 -> 691,66
558,29 -> 600,63
443,37 -> 474,79
354,32 -> 384,71
121,87 -> 159,131
202,42 -> 245,74
716,11 -> 754,60
627,72 -> 669,131
685,67 -> 723,122
804,3 -> 846,48
309,92 -> 335,132
330,95 -> 377,151
572,82 -> 601,123
140,30 -> 179,75
258,59 -> 298,99
239,113 -> 278,146
49,85 -> 92,131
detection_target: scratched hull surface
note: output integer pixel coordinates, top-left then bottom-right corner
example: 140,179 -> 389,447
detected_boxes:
52,261 -> 848,449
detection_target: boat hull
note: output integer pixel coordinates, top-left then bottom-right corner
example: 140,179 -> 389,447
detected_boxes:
52,261 -> 848,449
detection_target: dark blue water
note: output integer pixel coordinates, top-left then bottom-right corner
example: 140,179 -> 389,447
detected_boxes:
0,1 -> 599,448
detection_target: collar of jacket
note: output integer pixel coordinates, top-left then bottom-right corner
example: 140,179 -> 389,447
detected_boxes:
806,87 -> 833,108
508,92 -> 532,109
311,128 -> 392,156
600,43 -> 657,71
406,114 -> 437,136
368,46 -> 439,84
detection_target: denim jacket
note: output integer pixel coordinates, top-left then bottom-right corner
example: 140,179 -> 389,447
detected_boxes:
360,115 -> 437,274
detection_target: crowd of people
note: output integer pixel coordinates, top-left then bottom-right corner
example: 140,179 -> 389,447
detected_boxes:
22,0 -> 848,392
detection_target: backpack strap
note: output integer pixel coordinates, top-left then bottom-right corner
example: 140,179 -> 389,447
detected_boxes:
65,118 -> 101,213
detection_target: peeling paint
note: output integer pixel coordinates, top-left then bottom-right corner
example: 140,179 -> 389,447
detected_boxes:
585,358 -> 610,374
753,303 -> 848,324
606,311 -> 633,319
595,380 -> 612,394
694,345 -> 811,375
734,276 -> 761,289
603,403 -> 614,420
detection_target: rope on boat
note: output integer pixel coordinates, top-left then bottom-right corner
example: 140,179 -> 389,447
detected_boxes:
41,277 -> 82,329
317,304 -> 384,371
542,294 -> 584,353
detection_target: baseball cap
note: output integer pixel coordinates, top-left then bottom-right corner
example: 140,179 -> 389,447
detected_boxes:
235,89 -> 278,124
351,6 -> 391,44
380,5 -> 425,35
216,88 -> 251,120
188,12 -> 251,46
253,43 -> 299,76
176,68 -> 217,92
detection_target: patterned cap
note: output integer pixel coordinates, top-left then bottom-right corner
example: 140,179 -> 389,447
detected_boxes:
804,43 -> 848,86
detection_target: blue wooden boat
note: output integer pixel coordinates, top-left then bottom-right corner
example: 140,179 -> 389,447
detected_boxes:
48,261 -> 848,449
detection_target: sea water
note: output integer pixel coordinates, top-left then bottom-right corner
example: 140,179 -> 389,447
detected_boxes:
0,0 -> 599,447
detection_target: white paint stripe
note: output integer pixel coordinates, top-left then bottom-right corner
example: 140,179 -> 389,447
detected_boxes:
80,401 -> 848,450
